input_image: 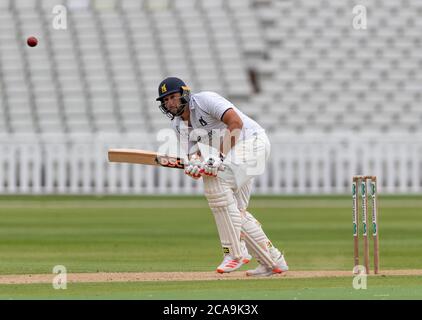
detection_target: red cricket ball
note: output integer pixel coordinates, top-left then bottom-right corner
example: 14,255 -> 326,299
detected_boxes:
27,36 -> 38,47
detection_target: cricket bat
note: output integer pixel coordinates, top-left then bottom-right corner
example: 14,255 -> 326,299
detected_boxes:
108,149 -> 186,169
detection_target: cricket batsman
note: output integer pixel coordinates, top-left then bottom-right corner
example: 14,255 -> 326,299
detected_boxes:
156,77 -> 288,277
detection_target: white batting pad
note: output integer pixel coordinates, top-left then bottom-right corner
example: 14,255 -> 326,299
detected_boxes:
203,176 -> 243,260
241,211 -> 277,269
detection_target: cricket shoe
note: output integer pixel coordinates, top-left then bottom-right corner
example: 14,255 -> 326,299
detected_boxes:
216,253 -> 252,274
246,248 -> 289,277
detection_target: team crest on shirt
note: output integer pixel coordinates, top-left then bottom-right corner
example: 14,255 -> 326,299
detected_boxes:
199,116 -> 208,126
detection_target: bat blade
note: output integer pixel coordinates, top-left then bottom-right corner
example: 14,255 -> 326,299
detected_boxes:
108,149 -> 186,169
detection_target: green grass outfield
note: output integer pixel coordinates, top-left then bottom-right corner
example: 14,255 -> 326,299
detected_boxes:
0,195 -> 421,299
1,277 -> 422,300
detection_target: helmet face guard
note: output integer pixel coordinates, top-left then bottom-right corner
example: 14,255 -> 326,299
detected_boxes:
158,85 -> 191,120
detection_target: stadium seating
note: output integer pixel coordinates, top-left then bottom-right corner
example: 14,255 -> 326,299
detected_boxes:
0,0 -> 421,139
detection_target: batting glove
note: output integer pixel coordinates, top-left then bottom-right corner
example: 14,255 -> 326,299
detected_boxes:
184,154 -> 203,179
201,154 -> 224,177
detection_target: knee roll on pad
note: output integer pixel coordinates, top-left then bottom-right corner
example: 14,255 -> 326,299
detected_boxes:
241,211 -> 266,242
206,190 -> 230,208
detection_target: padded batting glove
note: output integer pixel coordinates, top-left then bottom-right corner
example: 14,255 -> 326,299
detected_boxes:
201,154 -> 224,177
184,154 -> 203,179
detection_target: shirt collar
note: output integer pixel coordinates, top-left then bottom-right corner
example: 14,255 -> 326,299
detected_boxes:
189,96 -> 195,110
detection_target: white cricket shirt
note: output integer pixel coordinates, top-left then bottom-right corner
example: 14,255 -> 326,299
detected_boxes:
172,91 -> 264,155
